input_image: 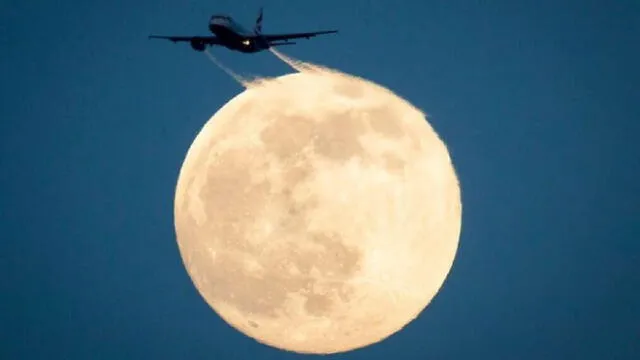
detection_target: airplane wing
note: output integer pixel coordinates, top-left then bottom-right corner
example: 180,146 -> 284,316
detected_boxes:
148,35 -> 222,45
261,30 -> 338,42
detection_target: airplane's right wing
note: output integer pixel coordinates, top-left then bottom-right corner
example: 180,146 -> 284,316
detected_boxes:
261,30 -> 338,42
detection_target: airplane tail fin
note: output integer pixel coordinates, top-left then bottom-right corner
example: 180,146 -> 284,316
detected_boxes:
254,7 -> 263,35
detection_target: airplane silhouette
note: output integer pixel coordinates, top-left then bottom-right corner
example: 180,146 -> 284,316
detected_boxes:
149,8 -> 338,53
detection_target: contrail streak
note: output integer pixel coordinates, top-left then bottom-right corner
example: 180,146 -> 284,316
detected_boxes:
204,49 -> 249,87
268,48 -> 312,72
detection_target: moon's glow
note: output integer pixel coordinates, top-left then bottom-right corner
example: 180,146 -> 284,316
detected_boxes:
174,66 -> 462,354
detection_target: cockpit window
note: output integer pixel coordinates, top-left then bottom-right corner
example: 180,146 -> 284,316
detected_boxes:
209,14 -> 245,33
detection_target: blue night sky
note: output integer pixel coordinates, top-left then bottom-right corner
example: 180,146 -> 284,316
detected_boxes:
2,0 -> 639,359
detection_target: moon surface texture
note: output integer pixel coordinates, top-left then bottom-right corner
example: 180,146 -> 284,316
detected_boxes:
174,64 -> 462,354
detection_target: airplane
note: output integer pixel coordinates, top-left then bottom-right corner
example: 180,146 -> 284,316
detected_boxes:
149,8 -> 338,53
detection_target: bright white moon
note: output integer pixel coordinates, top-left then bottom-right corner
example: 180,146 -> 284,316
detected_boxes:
174,66 -> 462,354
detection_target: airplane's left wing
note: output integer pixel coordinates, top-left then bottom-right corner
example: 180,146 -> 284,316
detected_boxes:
261,30 -> 338,42
148,35 -> 222,45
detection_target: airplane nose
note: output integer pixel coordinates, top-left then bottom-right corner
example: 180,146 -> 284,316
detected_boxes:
209,17 -> 227,26
209,23 -> 222,33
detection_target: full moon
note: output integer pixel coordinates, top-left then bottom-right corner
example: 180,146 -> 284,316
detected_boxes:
174,65 -> 462,354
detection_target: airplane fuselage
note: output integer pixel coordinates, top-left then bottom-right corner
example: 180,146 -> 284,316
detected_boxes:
208,15 -> 268,53
148,9 -> 336,54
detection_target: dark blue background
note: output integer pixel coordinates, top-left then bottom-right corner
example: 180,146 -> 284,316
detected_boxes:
2,0 -> 638,358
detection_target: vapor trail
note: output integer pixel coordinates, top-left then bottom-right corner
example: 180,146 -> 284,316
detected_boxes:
268,48 -> 311,72
204,49 -> 249,87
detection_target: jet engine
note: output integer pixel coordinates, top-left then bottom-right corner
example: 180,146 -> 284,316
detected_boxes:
190,39 -> 206,51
